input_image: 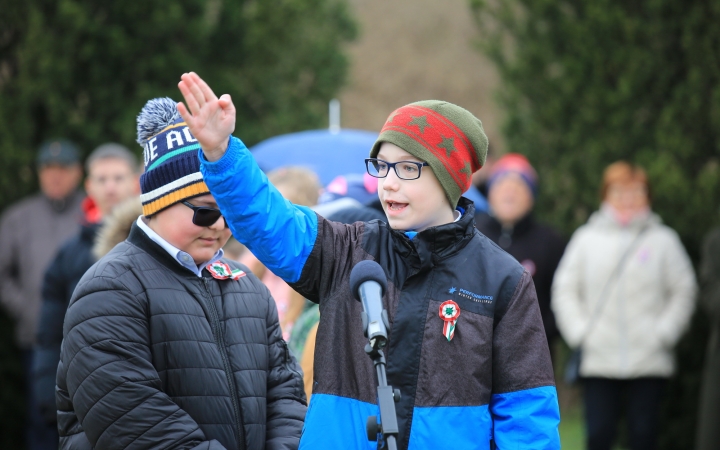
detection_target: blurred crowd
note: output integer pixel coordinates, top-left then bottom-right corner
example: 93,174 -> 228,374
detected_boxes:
0,135 -> 717,450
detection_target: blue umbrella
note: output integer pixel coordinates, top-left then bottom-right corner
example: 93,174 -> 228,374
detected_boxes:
250,129 -> 378,186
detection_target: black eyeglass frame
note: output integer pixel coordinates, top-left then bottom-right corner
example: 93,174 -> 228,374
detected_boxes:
181,200 -> 227,228
364,158 -> 430,180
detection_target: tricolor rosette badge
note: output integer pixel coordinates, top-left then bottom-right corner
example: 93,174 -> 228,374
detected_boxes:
206,261 -> 246,281
438,300 -> 460,342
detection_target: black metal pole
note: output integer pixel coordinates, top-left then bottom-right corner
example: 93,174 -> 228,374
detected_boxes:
365,344 -> 399,450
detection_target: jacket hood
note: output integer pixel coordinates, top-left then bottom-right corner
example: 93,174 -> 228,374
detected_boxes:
93,197 -> 142,259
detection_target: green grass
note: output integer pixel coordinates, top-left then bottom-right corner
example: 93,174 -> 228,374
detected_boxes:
559,399 -> 585,449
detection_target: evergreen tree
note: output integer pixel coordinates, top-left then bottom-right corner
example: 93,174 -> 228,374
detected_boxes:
471,0 -> 719,447
0,0 -> 355,445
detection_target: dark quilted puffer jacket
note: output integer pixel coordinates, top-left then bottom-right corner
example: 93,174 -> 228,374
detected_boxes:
56,223 -> 306,449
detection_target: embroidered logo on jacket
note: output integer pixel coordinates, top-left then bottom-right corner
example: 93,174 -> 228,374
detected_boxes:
448,286 -> 493,304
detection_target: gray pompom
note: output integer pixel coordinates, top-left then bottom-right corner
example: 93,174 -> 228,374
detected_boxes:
136,98 -> 180,145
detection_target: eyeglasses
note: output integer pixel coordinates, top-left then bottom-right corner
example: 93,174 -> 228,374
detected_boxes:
182,201 -> 227,228
365,158 -> 429,180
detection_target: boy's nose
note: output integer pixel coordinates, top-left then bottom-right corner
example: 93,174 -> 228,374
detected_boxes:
382,168 -> 401,191
208,216 -> 226,230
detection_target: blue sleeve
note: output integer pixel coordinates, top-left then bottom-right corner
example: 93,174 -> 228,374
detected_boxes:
490,386 -> 560,449
199,136 -> 318,283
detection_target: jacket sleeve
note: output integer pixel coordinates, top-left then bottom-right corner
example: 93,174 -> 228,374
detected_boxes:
655,229 -> 697,347
0,209 -> 25,320
264,292 -> 307,450
199,137 -> 318,284
60,275 -> 224,450
490,271 -> 560,449
700,229 -> 720,325
550,230 -> 589,348
33,248 -> 71,424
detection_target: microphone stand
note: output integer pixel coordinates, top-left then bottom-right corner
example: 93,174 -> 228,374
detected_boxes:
363,333 -> 400,449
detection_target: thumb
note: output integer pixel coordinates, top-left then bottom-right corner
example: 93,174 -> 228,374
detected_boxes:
218,94 -> 234,111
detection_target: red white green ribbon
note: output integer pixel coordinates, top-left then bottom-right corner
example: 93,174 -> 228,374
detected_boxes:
206,261 -> 246,280
439,300 -> 460,341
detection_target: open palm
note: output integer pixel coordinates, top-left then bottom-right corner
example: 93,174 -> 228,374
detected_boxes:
177,72 -> 236,160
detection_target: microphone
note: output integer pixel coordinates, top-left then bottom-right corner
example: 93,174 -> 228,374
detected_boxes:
350,260 -> 389,350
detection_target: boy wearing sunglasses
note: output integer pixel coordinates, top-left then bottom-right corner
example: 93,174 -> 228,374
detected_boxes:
55,98 -> 306,450
178,72 -> 560,450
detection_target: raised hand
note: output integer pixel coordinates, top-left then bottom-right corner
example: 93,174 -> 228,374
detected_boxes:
177,72 -> 236,162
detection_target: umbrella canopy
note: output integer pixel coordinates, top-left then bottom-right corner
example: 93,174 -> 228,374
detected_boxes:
250,129 -> 378,186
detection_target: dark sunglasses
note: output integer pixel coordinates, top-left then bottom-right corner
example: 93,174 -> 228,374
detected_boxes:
182,201 -> 227,228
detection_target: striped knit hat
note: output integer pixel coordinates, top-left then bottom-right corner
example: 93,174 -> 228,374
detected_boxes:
370,100 -> 488,208
136,98 -> 209,216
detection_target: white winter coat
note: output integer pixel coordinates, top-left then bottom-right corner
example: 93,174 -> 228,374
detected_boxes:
552,206 -> 697,378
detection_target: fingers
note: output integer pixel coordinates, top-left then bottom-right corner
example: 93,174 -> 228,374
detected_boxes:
192,72 -> 218,103
185,75 -> 206,111
177,80 -> 201,116
176,101 -> 193,126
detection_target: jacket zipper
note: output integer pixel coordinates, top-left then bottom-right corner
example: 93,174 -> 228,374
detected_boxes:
280,340 -> 305,400
202,277 -> 245,449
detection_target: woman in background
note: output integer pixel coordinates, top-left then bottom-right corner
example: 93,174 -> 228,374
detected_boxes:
552,161 -> 697,450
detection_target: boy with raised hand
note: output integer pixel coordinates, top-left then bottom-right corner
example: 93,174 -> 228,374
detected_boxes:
55,97 -> 306,450
178,72 -> 560,450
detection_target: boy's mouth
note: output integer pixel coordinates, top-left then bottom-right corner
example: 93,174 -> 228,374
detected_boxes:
386,201 -> 408,212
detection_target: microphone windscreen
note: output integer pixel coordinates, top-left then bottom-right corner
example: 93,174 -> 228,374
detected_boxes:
349,260 -> 388,301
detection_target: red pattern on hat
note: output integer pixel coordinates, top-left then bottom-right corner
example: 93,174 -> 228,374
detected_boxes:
381,105 -> 481,190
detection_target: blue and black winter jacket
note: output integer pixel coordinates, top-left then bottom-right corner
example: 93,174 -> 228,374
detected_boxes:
201,137 -> 561,450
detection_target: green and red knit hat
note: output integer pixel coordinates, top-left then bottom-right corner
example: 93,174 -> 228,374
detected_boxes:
370,100 -> 488,207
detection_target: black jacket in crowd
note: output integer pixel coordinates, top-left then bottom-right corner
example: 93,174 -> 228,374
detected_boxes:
33,221 -> 99,424
475,212 -> 566,342
56,223 -> 306,450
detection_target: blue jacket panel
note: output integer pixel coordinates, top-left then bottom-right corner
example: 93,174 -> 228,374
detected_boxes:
199,137 -> 317,283
299,394 -> 378,450
491,386 -> 561,449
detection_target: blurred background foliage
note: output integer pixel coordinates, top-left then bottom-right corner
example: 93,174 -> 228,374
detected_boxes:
471,0 -> 720,448
0,0 -> 355,446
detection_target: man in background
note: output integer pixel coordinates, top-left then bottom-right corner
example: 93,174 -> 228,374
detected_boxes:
33,143 -> 139,434
0,139 -> 84,450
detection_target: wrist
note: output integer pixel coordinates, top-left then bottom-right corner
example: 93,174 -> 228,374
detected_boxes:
203,137 -> 230,162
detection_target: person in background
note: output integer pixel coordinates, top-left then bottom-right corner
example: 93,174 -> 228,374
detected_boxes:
471,143 -> 497,197
552,161 -> 697,450
239,167 -> 320,340
0,139 -> 84,450
475,153 -> 566,356
33,143 -> 140,430
695,226 -> 720,450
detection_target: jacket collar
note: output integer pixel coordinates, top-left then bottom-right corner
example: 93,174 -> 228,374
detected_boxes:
79,221 -> 101,242
127,222 -> 202,278
392,197 -> 477,272
481,211 -> 534,238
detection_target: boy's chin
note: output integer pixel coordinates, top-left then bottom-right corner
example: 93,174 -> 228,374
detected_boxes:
386,216 -> 417,232
188,249 -> 221,265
